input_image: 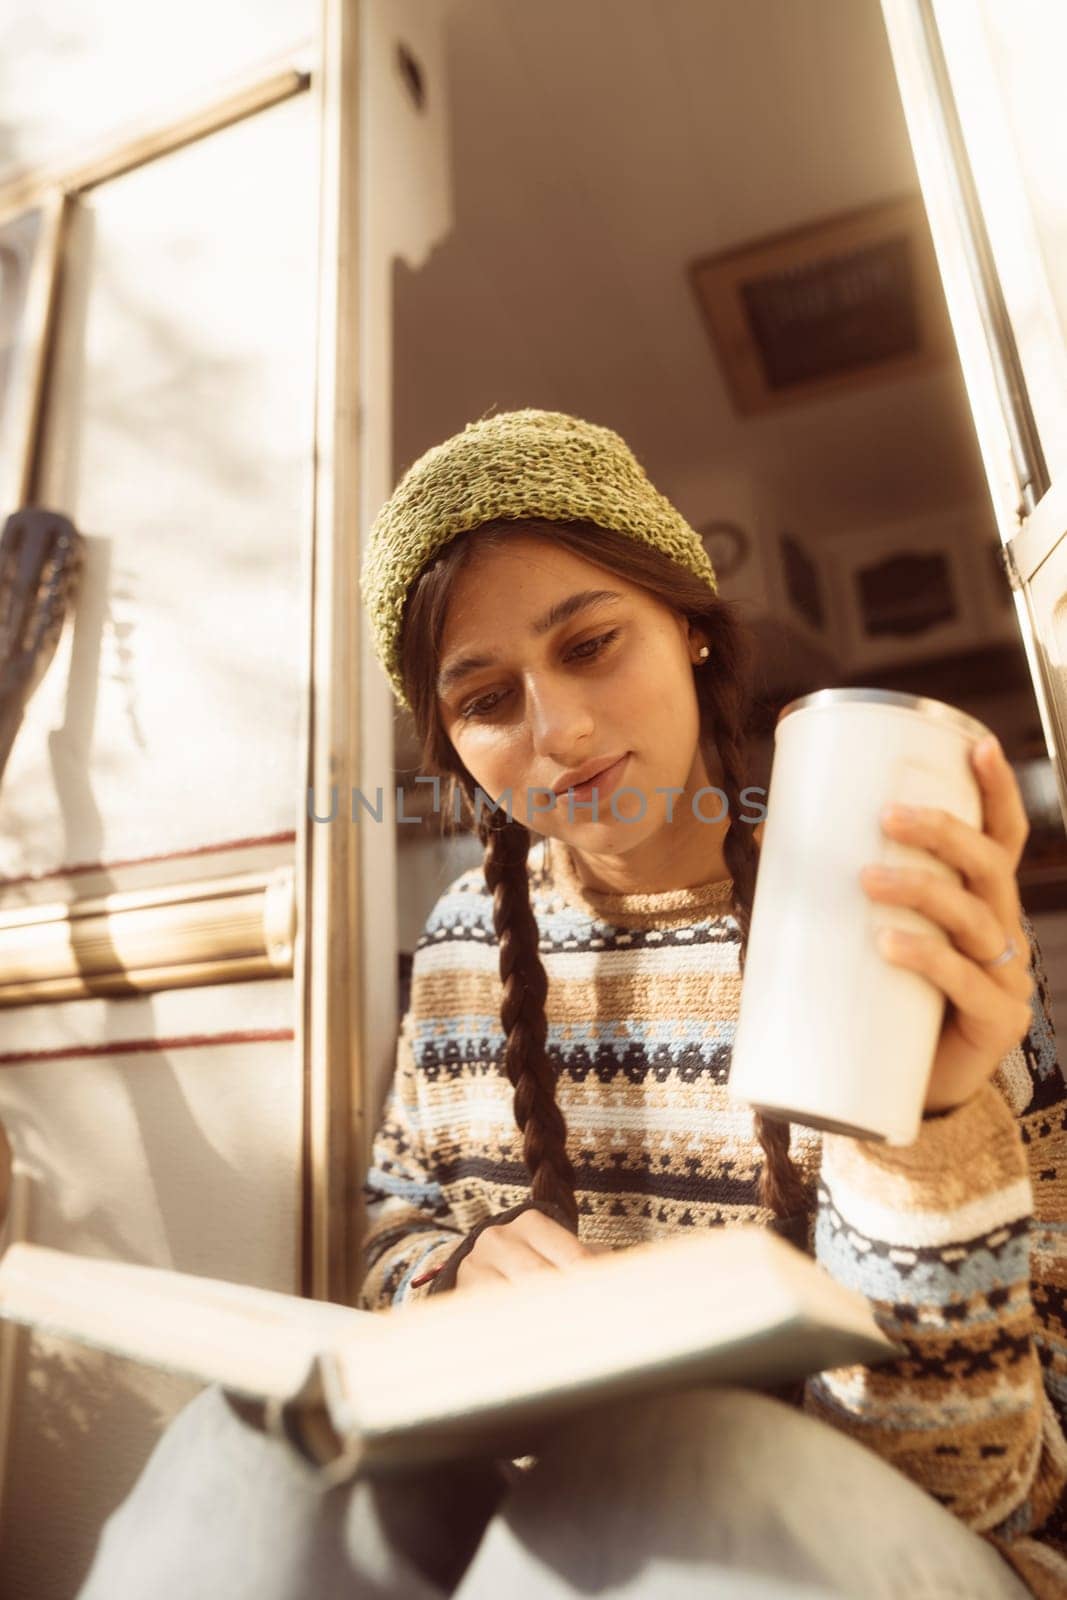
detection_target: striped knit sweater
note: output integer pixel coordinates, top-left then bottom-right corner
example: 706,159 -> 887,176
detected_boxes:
358,834 -> 1067,1598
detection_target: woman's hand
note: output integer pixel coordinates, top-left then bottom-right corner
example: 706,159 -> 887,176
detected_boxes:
455,1209 -> 605,1294
859,734 -> 1036,1117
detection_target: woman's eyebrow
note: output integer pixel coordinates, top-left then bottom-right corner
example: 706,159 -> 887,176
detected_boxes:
437,589 -> 623,696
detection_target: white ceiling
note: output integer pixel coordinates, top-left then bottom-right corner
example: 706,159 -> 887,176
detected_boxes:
392,0 -> 991,547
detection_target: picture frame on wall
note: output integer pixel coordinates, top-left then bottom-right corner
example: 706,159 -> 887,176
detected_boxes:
688,194 -> 955,416
821,508 -> 989,674
0,192 -> 67,515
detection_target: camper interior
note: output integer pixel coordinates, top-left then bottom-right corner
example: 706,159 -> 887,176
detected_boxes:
389,0 -> 1067,1001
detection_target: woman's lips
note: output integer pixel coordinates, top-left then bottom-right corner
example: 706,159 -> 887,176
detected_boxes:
560,753 -> 630,808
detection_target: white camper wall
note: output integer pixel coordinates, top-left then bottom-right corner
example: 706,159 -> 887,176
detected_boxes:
0,6 -> 319,1596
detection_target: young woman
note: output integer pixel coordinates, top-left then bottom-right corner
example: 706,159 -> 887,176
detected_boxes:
78,409 -> 1063,1600
355,408 -> 1065,1596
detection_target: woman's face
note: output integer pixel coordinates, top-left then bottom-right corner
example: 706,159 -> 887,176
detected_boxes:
436,534 -> 718,884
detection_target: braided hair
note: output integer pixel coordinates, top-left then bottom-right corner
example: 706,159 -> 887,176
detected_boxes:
400,518 -> 810,1228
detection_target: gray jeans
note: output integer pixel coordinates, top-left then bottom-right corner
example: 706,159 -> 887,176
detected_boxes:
75,1382 -> 1034,1600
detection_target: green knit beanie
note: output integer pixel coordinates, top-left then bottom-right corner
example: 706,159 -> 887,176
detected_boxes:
360,407 -> 718,710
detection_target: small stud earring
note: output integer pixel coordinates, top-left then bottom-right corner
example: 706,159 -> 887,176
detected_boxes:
697,645 -> 709,662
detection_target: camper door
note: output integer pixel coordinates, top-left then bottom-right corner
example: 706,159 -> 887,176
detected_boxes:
881,0 -> 1067,829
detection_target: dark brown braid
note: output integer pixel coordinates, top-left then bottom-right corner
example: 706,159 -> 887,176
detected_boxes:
400,517 -> 810,1230
698,616 -> 811,1221
477,807 -> 580,1229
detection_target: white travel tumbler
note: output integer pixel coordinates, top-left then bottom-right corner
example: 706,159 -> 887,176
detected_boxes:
727,688 -> 991,1145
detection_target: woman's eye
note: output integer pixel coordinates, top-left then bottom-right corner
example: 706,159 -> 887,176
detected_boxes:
569,628 -> 620,662
460,691 -> 503,721
459,629 -> 621,721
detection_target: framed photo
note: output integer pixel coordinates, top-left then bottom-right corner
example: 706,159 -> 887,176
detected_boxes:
0,193 -> 66,514
688,195 -> 955,415
822,507 -> 987,672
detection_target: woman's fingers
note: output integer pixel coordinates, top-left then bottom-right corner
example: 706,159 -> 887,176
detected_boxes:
456,1238 -> 552,1292
851,738 -> 1036,1116
512,1208 -> 595,1268
456,1209 -> 597,1293
873,925 -> 1033,1056
971,735 -> 1031,871
880,804 -> 1021,930
860,864 -> 1034,1003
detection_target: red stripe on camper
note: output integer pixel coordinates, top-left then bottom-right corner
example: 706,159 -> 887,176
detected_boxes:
0,1029 -> 295,1067
0,832 -> 297,887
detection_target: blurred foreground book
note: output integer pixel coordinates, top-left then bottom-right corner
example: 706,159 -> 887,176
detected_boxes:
0,1227 -> 900,1480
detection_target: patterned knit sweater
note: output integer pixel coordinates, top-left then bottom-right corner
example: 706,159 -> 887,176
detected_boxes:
358,835 -> 1067,1598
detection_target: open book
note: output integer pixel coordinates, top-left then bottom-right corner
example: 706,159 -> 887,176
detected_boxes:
0,1227 -> 900,1481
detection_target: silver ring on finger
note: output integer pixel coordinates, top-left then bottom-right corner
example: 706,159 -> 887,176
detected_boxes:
980,935 -> 1018,970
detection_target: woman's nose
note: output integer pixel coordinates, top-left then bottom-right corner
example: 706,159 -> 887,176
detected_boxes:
526,674 -> 596,756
